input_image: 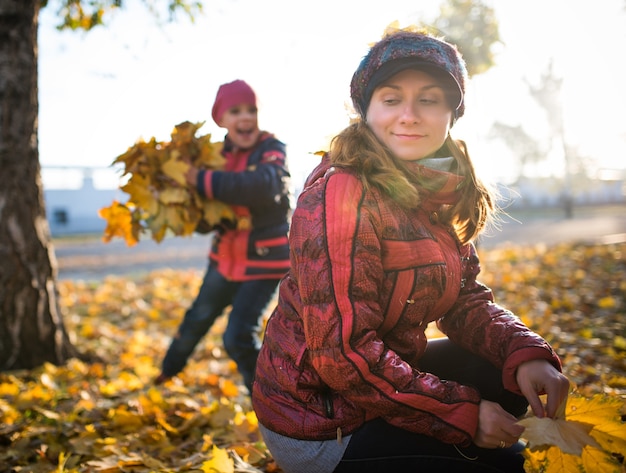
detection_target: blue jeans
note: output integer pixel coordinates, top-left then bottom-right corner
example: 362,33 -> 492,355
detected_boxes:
161,264 -> 279,392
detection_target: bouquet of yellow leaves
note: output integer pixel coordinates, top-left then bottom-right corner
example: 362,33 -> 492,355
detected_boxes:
99,121 -> 235,246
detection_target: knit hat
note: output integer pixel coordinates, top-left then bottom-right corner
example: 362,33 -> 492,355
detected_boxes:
350,30 -> 467,119
211,80 -> 257,125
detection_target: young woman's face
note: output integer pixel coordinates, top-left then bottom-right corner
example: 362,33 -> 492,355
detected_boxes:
366,69 -> 454,161
218,103 -> 260,149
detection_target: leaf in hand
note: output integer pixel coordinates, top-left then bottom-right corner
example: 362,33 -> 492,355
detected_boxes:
518,416 -> 599,455
161,158 -> 190,186
159,187 -> 189,205
121,175 -> 159,216
101,121 -> 235,245
519,394 -> 626,473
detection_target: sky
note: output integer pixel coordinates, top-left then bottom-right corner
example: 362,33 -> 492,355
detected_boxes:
38,0 -> 626,189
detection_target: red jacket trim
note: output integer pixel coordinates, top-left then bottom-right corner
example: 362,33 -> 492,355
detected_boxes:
202,170 -> 214,199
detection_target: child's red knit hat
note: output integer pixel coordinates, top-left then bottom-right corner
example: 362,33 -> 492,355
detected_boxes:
211,80 -> 257,125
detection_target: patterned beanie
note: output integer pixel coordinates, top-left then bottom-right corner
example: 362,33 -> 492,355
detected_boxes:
350,29 -> 467,119
211,79 -> 257,125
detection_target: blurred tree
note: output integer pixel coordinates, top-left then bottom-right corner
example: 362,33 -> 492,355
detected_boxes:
488,122 -> 546,183
42,0 -> 201,30
527,60 -> 575,217
0,0 -> 201,371
431,0 -> 501,77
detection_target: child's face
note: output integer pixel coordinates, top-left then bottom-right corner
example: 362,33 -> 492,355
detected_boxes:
366,68 -> 453,162
218,103 -> 260,149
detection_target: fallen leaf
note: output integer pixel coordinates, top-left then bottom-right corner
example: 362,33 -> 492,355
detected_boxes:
201,445 -> 234,473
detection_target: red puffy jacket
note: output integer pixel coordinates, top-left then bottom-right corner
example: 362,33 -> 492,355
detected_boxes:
252,161 -> 561,446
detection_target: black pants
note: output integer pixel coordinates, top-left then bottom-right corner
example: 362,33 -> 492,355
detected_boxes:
333,338 -> 528,473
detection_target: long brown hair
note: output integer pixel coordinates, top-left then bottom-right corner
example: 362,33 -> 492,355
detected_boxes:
328,120 -> 495,244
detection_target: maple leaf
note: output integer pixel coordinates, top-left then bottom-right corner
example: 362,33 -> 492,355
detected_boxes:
171,120 -> 203,145
159,187 -> 190,205
121,175 -> 159,215
98,201 -> 140,246
113,139 -> 147,169
197,136 -> 226,168
519,393 -> 626,472
202,199 -> 236,227
161,157 -> 190,186
201,445 -> 234,473
519,415 -> 599,455
566,394 -> 626,460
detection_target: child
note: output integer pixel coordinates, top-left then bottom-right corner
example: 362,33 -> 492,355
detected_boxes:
156,80 -> 292,393
252,29 -> 570,472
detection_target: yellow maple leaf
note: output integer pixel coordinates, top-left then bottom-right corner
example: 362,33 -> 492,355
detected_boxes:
202,199 -> 236,227
522,445 -> 585,473
519,394 -> 626,472
519,416 -> 600,455
171,120 -> 204,145
99,201 -> 139,246
196,136 -> 226,169
566,394 -> 626,458
158,187 -> 189,205
523,444 -> 624,473
113,139 -> 147,168
201,445 -> 234,473
121,175 -> 159,216
161,157 -> 190,186
147,204 -> 172,242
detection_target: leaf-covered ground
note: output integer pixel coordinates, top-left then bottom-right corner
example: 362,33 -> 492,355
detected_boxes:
1,241 -> 625,472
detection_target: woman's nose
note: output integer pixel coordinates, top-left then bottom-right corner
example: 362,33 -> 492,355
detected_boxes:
400,103 -> 419,123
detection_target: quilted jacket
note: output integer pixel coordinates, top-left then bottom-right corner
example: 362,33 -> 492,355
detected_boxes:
252,157 -> 561,446
196,132 -> 292,281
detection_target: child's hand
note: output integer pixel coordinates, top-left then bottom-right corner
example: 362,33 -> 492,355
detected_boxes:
185,164 -> 199,187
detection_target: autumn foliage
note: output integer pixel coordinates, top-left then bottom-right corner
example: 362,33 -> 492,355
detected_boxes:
99,121 -> 235,246
0,241 -> 625,472
520,394 -> 626,472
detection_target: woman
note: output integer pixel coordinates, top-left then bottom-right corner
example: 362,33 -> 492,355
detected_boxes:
252,29 -> 570,472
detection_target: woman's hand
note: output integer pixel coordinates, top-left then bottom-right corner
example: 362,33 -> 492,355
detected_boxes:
516,359 -> 570,419
474,400 -> 525,449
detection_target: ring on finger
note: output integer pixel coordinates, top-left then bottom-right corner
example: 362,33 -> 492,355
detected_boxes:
499,440 -> 506,448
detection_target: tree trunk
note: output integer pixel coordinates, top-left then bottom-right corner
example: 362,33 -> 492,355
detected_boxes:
0,0 -> 77,369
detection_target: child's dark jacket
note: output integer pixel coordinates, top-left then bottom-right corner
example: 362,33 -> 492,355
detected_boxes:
196,132 -> 291,281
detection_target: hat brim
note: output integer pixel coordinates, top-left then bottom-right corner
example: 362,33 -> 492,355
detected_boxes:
363,58 -> 463,112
